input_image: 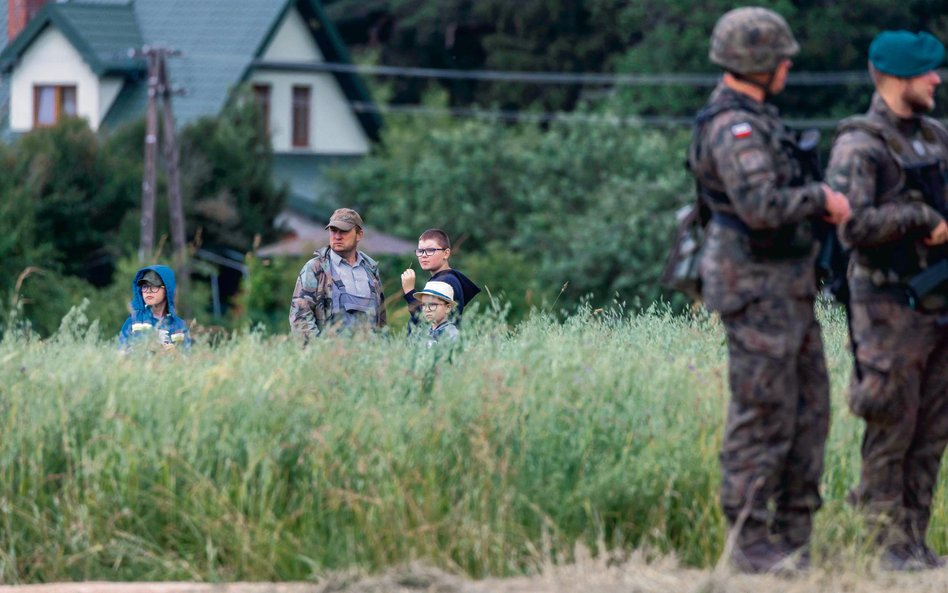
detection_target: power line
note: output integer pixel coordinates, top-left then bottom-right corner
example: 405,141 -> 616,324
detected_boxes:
350,101 -> 844,130
252,59 -> 886,87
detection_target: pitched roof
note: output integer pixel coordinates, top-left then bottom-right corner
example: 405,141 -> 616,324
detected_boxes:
0,2 -> 145,75
0,6 -> 7,133
102,0 -> 381,138
0,0 -> 381,138
0,4 -> 7,48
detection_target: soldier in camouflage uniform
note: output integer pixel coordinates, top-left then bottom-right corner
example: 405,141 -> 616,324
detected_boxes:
289,208 -> 387,340
689,7 -> 851,573
827,30 -> 948,571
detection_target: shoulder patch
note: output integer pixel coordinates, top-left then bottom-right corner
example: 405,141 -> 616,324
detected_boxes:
731,122 -> 753,139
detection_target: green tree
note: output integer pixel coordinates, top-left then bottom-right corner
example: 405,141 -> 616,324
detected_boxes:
10,118 -> 141,279
331,112 -> 691,309
178,87 -> 288,252
324,0 -> 626,111
325,0 -> 948,120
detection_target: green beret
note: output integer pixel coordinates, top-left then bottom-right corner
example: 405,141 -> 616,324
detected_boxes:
869,30 -> 945,77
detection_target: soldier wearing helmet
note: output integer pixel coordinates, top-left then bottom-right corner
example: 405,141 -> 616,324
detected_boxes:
827,30 -> 948,571
688,6 -> 851,573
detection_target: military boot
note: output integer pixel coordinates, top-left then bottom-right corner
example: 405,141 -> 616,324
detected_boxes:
876,515 -> 934,571
730,520 -> 794,574
880,543 -> 932,572
772,511 -> 813,570
916,543 -> 947,569
902,514 -> 946,569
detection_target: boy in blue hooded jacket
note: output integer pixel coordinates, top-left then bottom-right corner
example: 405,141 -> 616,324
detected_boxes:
119,265 -> 191,348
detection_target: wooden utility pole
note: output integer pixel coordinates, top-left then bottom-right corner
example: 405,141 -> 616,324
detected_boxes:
139,49 -> 159,260
137,45 -> 190,314
157,54 -> 186,263
156,51 -> 190,314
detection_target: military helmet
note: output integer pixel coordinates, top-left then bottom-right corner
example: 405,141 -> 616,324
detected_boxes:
710,7 -> 800,74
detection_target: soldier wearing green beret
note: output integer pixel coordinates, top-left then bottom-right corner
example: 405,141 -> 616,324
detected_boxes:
688,6 -> 851,574
827,30 -> 948,571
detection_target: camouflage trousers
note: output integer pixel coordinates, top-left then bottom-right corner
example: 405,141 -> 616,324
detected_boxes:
847,301 -> 948,546
719,297 -> 830,543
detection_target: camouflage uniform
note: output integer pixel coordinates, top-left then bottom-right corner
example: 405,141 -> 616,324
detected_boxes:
827,92 -> 948,558
690,83 -> 831,558
289,246 -> 387,340
689,8 -> 831,570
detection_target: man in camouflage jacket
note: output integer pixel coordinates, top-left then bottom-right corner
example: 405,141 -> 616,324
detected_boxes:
688,6 -> 850,573
827,30 -> 948,571
289,208 -> 387,340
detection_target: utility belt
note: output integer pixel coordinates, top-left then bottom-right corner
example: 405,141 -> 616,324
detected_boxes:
854,257 -> 948,313
707,204 -> 815,260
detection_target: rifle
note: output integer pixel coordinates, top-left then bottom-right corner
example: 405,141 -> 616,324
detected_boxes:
793,129 -> 862,378
791,129 -> 852,303
902,161 -> 948,309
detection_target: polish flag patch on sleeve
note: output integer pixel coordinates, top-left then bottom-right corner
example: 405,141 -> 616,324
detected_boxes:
731,122 -> 753,139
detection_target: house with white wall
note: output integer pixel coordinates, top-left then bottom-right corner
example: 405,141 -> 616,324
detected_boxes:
0,0 -> 396,252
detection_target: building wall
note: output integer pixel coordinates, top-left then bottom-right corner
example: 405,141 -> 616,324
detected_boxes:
9,25 -> 105,131
99,76 -> 123,122
250,6 -> 370,155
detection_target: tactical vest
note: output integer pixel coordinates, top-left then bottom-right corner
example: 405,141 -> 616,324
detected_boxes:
691,100 -> 820,260
328,258 -> 381,331
835,114 -> 948,279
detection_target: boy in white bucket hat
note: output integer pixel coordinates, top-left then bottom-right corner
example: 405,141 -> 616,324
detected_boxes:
415,280 -> 460,344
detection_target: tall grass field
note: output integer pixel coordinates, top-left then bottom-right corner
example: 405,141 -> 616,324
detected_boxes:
0,302 -> 943,584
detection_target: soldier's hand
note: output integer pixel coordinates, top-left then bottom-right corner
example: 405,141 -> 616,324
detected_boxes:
924,220 -> 948,246
821,184 -> 851,226
401,268 -> 416,294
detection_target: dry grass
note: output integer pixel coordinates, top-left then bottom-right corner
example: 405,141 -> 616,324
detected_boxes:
3,552 -> 948,593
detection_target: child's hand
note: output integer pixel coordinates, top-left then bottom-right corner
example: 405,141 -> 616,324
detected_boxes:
401,268 -> 416,294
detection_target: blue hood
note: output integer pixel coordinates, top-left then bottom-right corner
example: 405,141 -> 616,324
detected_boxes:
131,265 -> 178,316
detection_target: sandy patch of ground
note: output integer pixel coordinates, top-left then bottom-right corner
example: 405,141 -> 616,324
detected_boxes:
3,552 -> 948,593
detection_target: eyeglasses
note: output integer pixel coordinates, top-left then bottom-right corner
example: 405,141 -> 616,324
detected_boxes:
420,302 -> 446,311
415,247 -> 447,257
140,284 -> 165,294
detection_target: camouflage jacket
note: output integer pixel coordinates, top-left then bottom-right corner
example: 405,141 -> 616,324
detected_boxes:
688,84 -> 827,314
289,246 -> 387,339
827,92 -> 947,303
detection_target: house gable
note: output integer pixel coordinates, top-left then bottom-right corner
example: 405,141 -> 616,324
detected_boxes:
250,0 -> 381,143
0,2 -> 144,76
0,2 -> 144,132
249,5 -> 370,155
103,0 -> 380,142
260,4 -> 324,62
8,24 -> 124,131
1,0 -> 380,142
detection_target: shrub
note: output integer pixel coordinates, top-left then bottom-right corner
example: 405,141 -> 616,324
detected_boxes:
330,113 -> 692,312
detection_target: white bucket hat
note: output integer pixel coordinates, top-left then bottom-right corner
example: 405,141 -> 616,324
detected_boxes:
416,280 -> 456,304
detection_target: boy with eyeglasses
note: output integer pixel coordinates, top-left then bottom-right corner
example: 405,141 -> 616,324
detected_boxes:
416,280 -> 460,344
401,229 -> 480,329
119,265 -> 191,349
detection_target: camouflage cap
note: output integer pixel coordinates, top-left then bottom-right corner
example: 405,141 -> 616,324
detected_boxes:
137,270 -> 164,287
870,31 -> 945,78
325,208 -> 364,231
710,6 -> 799,74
